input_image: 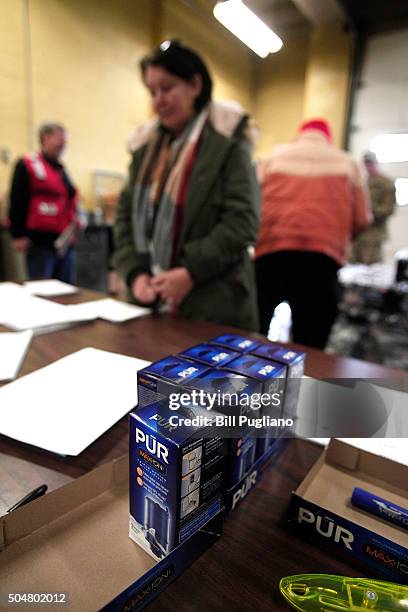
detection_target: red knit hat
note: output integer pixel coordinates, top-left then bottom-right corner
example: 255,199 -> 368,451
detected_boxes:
299,118 -> 332,142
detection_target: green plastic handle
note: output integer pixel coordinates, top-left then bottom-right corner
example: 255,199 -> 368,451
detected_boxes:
280,574 -> 408,611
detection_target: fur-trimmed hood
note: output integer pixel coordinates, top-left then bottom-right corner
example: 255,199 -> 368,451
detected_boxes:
127,100 -> 257,152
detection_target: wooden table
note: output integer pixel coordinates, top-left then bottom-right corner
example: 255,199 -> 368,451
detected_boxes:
1,288 -> 406,610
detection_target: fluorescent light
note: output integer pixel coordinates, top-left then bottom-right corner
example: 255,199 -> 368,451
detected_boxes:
395,178 -> 408,206
213,0 -> 283,58
369,133 -> 408,163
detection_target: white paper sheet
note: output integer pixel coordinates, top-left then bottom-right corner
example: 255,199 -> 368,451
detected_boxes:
0,283 -> 150,332
0,348 -> 150,455
0,292 -> 96,333
0,282 -> 28,298
23,279 -> 79,296
0,330 -> 33,381
71,298 -> 151,322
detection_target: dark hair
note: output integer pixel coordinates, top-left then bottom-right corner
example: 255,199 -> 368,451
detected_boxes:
38,122 -> 65,144
363,151 -> 377,164
140,40 -> 212,112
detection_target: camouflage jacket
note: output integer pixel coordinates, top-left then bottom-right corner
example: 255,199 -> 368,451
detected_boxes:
350,174 -> 396,264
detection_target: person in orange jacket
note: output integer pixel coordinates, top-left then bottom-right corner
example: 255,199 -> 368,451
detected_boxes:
255,118 -> 371,349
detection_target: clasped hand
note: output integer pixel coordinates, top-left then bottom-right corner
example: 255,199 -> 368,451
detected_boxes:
132,267 -> 193,307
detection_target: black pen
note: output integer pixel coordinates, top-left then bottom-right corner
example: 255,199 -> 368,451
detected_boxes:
7,484 -> 48,513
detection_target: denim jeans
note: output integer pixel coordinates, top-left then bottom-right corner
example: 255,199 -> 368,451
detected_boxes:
27,245 -> 76,284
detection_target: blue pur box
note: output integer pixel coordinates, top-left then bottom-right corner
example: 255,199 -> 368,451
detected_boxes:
129,402 -> 227,560
209,334 -> 261,354
137,356 -> 210,407
185,370 -> 260,487
221,354 -> 287,405
251,344 -> 306,420
193,369 -> 282,452
220,355 -> 287,454
227,434 -> 257,487
187,369 -> 260,414
179,343 -> 240,368
255,436 -> 273,460
221,355 -> 287,433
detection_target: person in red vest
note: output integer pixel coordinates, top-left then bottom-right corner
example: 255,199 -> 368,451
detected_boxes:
8,123 -> 79,283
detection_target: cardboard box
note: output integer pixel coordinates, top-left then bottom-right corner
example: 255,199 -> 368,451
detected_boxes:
0,454 -> 223,610
289,439 -> 408,583
129,403 -> 227,560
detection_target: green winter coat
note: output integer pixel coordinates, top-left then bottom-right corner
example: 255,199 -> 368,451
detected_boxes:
113,122 -> 260,331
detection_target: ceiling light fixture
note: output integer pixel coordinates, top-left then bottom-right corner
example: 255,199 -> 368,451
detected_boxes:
213,0 -> 283,58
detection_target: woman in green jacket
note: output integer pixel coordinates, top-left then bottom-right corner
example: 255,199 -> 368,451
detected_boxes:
113,40 -> 259,331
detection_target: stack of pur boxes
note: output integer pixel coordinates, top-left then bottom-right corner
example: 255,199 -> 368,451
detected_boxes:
129,333 -> 306,560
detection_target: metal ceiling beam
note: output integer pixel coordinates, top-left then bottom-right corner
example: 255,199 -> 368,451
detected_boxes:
291,0 -> 345,25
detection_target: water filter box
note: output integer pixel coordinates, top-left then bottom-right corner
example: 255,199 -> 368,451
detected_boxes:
186,369 -> 261,414
251,344 -> 306,420
227,434 -> 257,486
137,356 -> 209,407
255,437 -> 270,459
209,334 -> 261,354
178,344 -> 239,367
129,402 -> 227,560
255,433 -> 285,460
221,354 -> 288,445
188,370 -> 261,486
221,354 -> 286,403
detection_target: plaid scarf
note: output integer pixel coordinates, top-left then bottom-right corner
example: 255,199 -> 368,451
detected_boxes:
132,107 -> 209,274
